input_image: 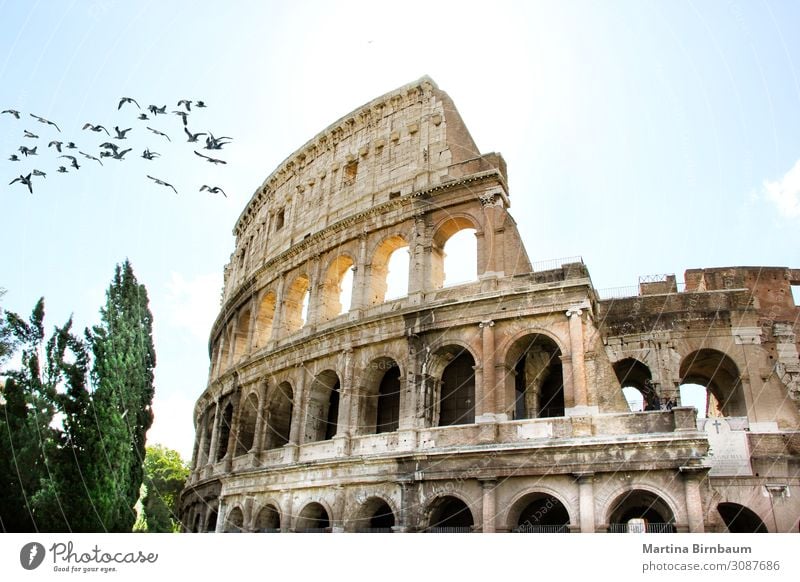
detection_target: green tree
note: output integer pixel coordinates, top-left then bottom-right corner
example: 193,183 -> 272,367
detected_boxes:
135,445 -> 189,532
86,260 -> 156,532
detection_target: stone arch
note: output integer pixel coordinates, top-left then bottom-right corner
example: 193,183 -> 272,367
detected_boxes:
296,501 -> 332,532
368,234 -> 410,304
613,358 -> 659,411
431,214 -> 480,289
283,273 -> 310,333
253,502 -> 282,532
224,505 -> 244,532
304,369 -> 341,442
235,391 -> 260,456
679,349 -> 746,417
199,408 -> 215,466
353,496 -> 397,532
506,490 -> 573,533
320,254 -> 356,321
233,307 -> 251,360
216,401 -> 234,462
504,486 -> 578,532
717,502 -> 768,533
430,344 -> 476,427
425,494 -> 475,532
254,290 -> 277,348
264,381 -> 293,449
206,509 -> 218,532
605,488 -> 677,533
504,332 -> 565,419
357,357 -> 402,435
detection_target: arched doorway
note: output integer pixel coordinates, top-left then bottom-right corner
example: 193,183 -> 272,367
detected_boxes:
507,333 -> 565,419
510,493 -> 571,533
254,504 -> 281,533
679,350 -> 746,417
355,497 -> 396,533
438,350 -> 476,426
235,392 -> 259,456
613,358 -> 660,411
304,370 -> 341,442
607,489 -> 676,533
359,358 -> 401,434
265,381 -> 293,449
717,503 -> 768,533
427,496 -> 474,533
216,402 -> 233,462
224,506 -> 244,533
296,502 -> 331,533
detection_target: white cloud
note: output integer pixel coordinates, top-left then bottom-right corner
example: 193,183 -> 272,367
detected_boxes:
764,159 -> 800,219
164,272 -> 222,341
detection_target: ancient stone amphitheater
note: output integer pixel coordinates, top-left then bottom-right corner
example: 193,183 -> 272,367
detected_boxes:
180,76 -> 800,533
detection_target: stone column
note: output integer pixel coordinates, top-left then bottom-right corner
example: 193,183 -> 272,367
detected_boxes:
477,320 -> 495,420
334,349 -> 354,456
270,274 -> 285,341
206,399 -> 221,467
575,472 -> 596,533
480,480 -> 497,533
246,296 -> 258,354
214,498 -> 225,533
479,194 -> 499,277
566,308 -> 589,412
224,390 -> 242,471
680,466 -> 707,533
305,255 -> 323,328
227,317 -> 239,368
350,233 -> 369,312
393,480 -> 413,533
252,381 -> 269,454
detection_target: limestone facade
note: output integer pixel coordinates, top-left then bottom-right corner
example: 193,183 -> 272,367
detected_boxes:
180,77 -> 800,533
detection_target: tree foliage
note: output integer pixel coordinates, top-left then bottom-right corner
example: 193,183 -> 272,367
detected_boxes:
0,261 -> 157,532
135,445 -> 189,532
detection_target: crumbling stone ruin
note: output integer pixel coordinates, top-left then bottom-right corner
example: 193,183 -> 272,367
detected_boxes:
180,77 -> 800,533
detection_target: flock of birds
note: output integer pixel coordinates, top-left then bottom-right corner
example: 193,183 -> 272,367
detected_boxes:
3,97 -> 230,197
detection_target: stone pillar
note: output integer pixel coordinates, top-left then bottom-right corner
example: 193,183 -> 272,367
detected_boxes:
224,390 -> 242,471
206,399 -> 221,467
680,466 -> 707,533
565,308 -> 590,413
408,213 -> 428,297
350,233 -> 369,313
192,411 -> 204,470
305,255 -> 323,328
287,367 -> 306,446
246,296 -> 258,354
477,320 -> 495,420
215,498 -> 225,533
480,480 -> 497,533
270,274 -> 285,341
479,194 -> 498,277
334,349 -> 354,456
575,472 -> 596,533
251,381 -> 269,454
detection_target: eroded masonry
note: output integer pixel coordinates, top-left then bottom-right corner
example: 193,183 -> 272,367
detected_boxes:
180,77 -> 800,533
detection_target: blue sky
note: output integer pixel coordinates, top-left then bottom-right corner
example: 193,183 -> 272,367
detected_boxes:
1,1 -> 799,459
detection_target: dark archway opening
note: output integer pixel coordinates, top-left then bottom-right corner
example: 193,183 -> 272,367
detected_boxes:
439,352 -> 476,426
513,495 -> 570,533
265,382 -> 293,449
296,503 -> 331,533
254,504 -> 281,533
216,403 -> 233,462
428,496 -> 474,532
608,490 -> 675,533
377,366 -> 401,433
510,335 -> 565,419
614,358 -> 661,411
718,503 -> 768,533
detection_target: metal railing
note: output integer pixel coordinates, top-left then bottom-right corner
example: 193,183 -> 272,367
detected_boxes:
296,527 -> 330,533
512,524 -> 570,533
609,523 -> 675,533
355,527 -> 393,533
531,256 -> 583,273
427,527 -> 473,533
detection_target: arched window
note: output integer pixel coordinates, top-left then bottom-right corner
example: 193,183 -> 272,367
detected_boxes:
717,503 -> 768,533
679,350 -> 745,417
369,235 -> 410,304
233,308 -> 251,360
284,275 -> 310,333
265,381 -> 293,449
432,217 -> 478,289
305,370 -> 341,442
427,496 -> 474,532
216,402 -> 233,462
296,503 -> 330,533
511,493 -> 571,533
613,358 -> 659,411
508,334 -> 565,420
206,510 -> 217,532
320,256 -> 355,321
438,349 -> 476,426
254,291 -> 276,348
607,490 -> 675,533
359,358 -> 401,434
355,498 -> 396,533
235,393 -> 259,456
224,506 -> 244,533
254,504 -> 281,532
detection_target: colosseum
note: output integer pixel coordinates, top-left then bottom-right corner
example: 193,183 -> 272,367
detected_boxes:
180,76 -> 800,533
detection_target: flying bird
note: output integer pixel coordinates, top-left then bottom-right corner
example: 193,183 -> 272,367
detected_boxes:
184,127 -> 206,142
32,169 -> 46,178
147,104 -> 166,116
147,126 -> 171,141
23,129 -> 39,138
57,166 -> 68,173
2,109 -> 21,118
79,150 -> 103,165
99,142 -> 119,152
147,174 -> 177,194
172,110 -> 189,126
48,140 -> 63,152
118,96 -> 140,110
177,99 -> 192,111
8,154 -> 20,161
109,148 -> 131,160
66,141 -> 77,149
18,145 -> 37,156
59,155 -> 80,169
137,113 -> 149,121
113,126 -> 132,139
29,113 -> 61,132
195,100 -> 207,108
141,148 -> 160,160
204,133 -> 232,150
82,123 -> 109,135
200,185 -> 227,198
194,150 -> 226,165
10,173 -> 33,194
